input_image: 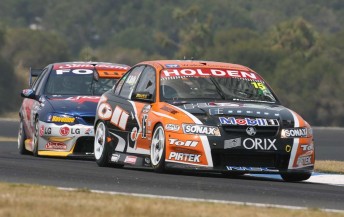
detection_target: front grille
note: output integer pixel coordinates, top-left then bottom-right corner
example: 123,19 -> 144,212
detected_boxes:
81,116 -> 95,125
212,150 -> 289,169
222,125 -> 279,137
74,136 -> 94,154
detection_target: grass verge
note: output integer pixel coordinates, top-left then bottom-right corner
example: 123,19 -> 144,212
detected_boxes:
0,137 -> 17,142
0,111 -> 18,119
0,183 -> 342,217
315,160 -> 344,174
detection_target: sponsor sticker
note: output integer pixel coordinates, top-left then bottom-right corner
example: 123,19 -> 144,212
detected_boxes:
285,144 -> 292,153
169,138 -> 198,147
40,126 -> 51,136
281,128 -> 309,138
124,156 -> 137,165
85,128 -> 93,135
59,127 -> 70,136
300,144 -> 313,151
226,166 -> 278,172
165,124 -> 180,131
51,116 -> 75,123
219,117 -> 279,126
134,93 -> 150,99
45,142 -> 67,150
111,154 -> 120,162
64,96 -> 100,104
242,138 -> 277,150
168,152 -> 201,163
183,124 -> 221,136
39,125 -> 45,137
70,128 -> 80,134
224,138 -> 241,149
297,155 -> 312,166
54,63 -> 129,70
161,68 -> 261,80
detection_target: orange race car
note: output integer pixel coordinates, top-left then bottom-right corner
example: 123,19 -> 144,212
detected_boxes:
94,60 -> 314,182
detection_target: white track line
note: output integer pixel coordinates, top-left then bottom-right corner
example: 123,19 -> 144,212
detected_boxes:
247,173 -> 344,187
58,187 -> 344,213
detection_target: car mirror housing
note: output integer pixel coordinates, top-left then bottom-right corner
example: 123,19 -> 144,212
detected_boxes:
21,89 -> 36,99
131,92 -> 153,103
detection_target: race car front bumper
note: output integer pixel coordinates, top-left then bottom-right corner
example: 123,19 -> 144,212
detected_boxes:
37,121 -> 95,157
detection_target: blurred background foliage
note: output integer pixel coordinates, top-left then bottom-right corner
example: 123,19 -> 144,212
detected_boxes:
0,0 -> 343,126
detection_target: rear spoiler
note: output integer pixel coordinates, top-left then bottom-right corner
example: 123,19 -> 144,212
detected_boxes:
29,68 -> 43,86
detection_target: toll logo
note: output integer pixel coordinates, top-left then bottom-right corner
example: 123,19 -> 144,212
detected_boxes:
169,138 -> 198,147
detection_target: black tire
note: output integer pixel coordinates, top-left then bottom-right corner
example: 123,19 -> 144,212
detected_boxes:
32,118 -> 39,157
221,171 -> 245,178
150,124 -> 166,173
18,119 -> 29,155
94,121 -> 111,167
280,172 -> 312,182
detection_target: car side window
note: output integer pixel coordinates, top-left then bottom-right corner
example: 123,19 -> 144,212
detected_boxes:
32,68 -> 48,90
118,65 -> 145,99
32,68 -> 48,93
134,66 -> 156,96
35,68 -> 50,95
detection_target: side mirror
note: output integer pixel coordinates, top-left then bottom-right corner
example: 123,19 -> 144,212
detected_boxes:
131,92 -> 153,103
21,89 -> 36,99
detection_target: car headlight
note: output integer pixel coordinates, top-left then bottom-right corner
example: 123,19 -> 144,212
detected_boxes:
47,113 -> 76,124
182,124 -> 221,136
281,127 -> 312,138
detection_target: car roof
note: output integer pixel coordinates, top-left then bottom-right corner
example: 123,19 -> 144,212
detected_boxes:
51,61 -> 130,78
138,60 -> 253,71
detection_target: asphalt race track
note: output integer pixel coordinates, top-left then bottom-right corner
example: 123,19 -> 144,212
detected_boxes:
0,119 -> 343,211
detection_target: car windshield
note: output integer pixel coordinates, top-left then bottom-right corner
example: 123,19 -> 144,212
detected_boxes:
160,68 -> 277,103
45,69 -> 117,95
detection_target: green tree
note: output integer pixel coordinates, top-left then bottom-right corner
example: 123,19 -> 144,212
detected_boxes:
269,18 -> 320,59
204,28 -> 283,79
0,28 -> 17,114
2,28 -> 70,68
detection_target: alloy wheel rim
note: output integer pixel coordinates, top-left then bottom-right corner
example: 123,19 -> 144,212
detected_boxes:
151,126 -> 164,166
18,121 -> 23,149
94,122 -> 105,160
33,121 -> 39,150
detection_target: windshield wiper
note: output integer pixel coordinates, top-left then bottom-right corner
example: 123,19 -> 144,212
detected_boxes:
209,77 -> 226,100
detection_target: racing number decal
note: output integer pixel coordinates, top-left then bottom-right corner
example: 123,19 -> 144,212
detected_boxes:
251,82 -> 266,90
110,106 -> 129,130
97,104 -> 129,130
141,114 -> 148,138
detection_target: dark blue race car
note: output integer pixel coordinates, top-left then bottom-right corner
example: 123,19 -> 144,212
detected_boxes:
18,61 -> 130,157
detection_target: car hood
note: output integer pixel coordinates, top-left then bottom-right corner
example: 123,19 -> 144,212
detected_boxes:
45,95 -> 101,116
175,101 -> 296,128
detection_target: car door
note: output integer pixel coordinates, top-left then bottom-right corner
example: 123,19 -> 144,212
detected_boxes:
22,67 -> 50,138
107,65 -> 147,154
107,65 -> 157,155
129,66 -> 156,154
